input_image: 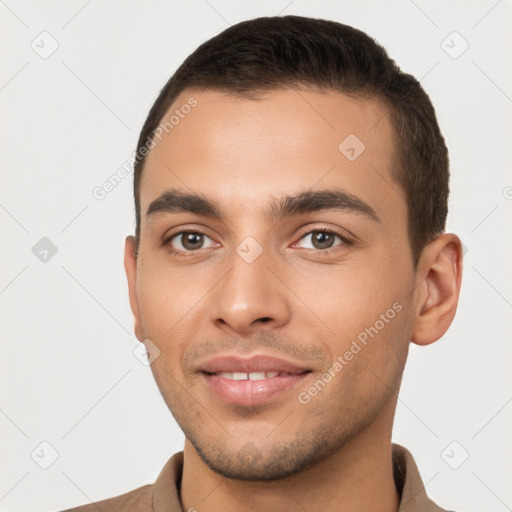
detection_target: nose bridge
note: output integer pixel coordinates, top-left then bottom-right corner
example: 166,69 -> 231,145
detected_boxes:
209,235 -> 291,333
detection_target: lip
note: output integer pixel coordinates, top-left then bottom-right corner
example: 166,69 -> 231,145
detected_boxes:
198,354 -> 312,406
198,354 -> 310,374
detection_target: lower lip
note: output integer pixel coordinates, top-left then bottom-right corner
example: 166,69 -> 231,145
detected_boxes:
202,372 -> 310,406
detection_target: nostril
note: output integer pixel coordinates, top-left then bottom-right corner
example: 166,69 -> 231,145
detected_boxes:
258,317 -> 272,323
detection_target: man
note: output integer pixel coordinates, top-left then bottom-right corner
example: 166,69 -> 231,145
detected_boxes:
64,15 -> 463,512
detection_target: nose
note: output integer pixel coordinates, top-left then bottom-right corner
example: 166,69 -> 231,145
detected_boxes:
209,244 -> 292,336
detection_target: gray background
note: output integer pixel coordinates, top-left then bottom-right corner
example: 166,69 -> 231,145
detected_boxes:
1,1 -> 511,511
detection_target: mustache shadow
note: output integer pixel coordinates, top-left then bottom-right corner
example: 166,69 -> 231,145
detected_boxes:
181,330 -> 329,371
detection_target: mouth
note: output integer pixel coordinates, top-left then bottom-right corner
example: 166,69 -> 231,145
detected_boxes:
198,354 -> 313,407
209,371 -> 300,380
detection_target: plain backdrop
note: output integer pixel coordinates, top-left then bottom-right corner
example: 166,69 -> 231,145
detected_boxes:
1,1 -> 511,511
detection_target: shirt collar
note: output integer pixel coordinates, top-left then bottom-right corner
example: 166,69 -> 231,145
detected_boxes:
393,444 -> 447,512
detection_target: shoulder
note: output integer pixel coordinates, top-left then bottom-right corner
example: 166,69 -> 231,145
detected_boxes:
58,483 -> 153,512
56,452 -> 184,512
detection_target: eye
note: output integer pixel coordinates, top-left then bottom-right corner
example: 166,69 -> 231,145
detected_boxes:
163,227 -> 350,257
294,229 -> 348,251
166,231 -> 217,252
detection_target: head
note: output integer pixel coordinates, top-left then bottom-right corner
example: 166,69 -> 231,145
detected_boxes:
125,15 -> 462,480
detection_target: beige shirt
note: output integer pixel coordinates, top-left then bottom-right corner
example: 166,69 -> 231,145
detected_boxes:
61,444 -> 452,512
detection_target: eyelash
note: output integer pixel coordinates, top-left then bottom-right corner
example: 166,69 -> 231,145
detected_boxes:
163,226 -> 351,259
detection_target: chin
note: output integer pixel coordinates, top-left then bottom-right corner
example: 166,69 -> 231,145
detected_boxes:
190,435 -> 334,482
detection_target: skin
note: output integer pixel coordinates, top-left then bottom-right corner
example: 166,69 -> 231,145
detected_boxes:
124,88 -> 463,512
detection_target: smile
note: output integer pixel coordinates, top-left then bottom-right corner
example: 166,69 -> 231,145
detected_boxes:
214,371 -> 295,380
201,370 -> 311,406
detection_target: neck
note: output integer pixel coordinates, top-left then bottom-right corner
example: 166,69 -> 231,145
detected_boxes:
180,426 -> 399,512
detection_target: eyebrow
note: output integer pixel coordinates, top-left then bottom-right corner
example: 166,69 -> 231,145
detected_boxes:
146,187 -> 380,223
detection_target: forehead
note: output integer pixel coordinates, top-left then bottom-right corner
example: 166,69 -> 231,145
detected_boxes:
139,88 -> 404,227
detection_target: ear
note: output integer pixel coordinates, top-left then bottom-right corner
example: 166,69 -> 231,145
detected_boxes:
124,235 -> 144,342
411,233 -> 463,346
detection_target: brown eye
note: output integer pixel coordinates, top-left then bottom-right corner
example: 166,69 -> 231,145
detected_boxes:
168,231 -> 215,252
311,231 -> 336,249
297,230 -> 346,251
181,233 -> 204,250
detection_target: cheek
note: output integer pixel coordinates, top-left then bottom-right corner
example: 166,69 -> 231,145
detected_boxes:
135,258 -> 204,338
292,260 -> 409,334
317,303 -> 412,411
136,275 -> 176,338
292,263 -> 413,398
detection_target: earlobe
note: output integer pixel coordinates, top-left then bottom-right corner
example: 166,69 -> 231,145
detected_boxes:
411,233 -> 463,346
124,235 -> 144,342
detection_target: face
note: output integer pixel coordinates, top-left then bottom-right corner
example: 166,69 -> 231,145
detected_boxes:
126,88 -> 419,480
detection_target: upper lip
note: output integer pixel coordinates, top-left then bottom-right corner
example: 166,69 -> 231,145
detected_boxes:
198,354 -> 311,374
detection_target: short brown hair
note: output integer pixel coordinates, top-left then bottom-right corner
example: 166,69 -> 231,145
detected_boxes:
133,15 -> 449,264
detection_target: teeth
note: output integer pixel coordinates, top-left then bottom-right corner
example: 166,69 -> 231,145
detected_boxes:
216,371 -> 290,380
248,371 -> 266,380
